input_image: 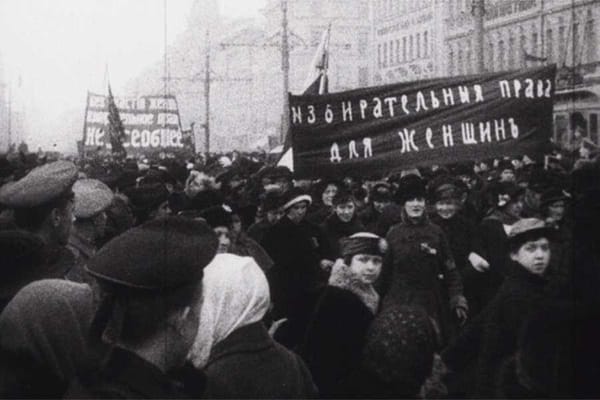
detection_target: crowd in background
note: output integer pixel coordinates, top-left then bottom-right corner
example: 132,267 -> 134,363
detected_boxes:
0,141 -> 598,398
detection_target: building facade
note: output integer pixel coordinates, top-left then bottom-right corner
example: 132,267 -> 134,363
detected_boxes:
445,0 -> 599,75
370,0 -> 448,84
445,0 -> 600,145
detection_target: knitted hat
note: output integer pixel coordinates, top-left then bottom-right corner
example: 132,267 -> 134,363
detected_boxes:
340,232 -> 387,259
395,175 -> 427,204
363,304 -> 436,396
85,217 -> 217,291
281,187 -> 312,210
200,204 -> 233,228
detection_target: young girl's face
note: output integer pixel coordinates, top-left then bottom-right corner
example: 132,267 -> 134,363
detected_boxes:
349,254 -> 382,285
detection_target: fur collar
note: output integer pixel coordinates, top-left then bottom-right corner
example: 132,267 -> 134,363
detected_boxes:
328,262 -> 379,314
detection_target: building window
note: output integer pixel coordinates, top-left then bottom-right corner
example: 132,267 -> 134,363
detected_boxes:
416,33 -> 421,58
409,35 -> 414,60
520,33 -> 527,67
573,23 -> 580,64
449,47 -> 455,75
488,41 -> 495,71
458,48 -> 464,75
558,25 -> 566,64
498,39 -> 505,70
531,31 -> 538,57
468,39 -> 474,74
586,16 -> 597,63
424,31 -> 428,57
378,44 -> 382,68
390,40 -> 395,65
546,28 -> 553,62
396,39 -> 401,63
403,36 -> 407,61
508,35 -> 515,68
359,67 -> 369,86
358,32 -> 369,56
383,42 -> 388,67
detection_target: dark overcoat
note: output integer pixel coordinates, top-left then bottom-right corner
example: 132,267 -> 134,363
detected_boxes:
203,322 -> 318,399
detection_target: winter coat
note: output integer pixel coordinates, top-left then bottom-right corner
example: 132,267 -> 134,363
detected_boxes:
203,322 -> 317,399
430,212 -> 479,324
230,232 -> 274,272
473,263 -> 551,397
469,212 -> 513,315
0,230 -> 76,312
261,216 -> 328,322
247,219 -> 272,244
0,279 -> 96,398
320,214 -> 365,260
357,204 -> 381,234
380,215 -> 466,345
307,203 -> 333,225
65,349 -> 205,399
299,265 -> 378,397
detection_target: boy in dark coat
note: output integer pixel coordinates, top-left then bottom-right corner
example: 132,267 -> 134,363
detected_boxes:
443,218 -> 557,398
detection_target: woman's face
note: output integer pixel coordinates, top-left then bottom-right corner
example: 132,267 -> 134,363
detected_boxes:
214,226 -> 231,253
547,200 -> 566,221
287,201 -> 309,223
322,184 -> 338,206
335,201 -> 355,223
404,197 -> 426,219
349,254 -> 383,285
435,199 -> 459,220
505,196 -> 524,219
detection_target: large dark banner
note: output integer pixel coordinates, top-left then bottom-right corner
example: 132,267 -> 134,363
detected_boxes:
83,92 -> 193,155
289,65 -> 556,178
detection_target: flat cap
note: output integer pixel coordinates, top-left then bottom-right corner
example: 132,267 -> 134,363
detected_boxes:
85,217 -> 218,290
73,179 -> 114,219
508,218 -> 553,241
0,161 -> 78,208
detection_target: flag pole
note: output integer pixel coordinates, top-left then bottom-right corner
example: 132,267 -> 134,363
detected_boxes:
319,23 -> 331,95
281,0 -> 290,145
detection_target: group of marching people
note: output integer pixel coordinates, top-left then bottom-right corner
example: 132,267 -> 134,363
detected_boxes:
0,148 -> 598,398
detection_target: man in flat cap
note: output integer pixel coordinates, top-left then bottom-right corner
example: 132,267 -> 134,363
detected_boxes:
67,178 -> 114,281
0,160 -> 78,311
0,217 -> 218,398
65,216 -> 218,398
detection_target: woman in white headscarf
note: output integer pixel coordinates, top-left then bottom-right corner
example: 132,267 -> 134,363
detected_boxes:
188,253 -> 317,399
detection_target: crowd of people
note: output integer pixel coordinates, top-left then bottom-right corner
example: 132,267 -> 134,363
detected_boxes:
0,145 -> 598,398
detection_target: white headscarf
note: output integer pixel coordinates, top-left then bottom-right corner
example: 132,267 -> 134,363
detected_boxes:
188,253 -> 270,368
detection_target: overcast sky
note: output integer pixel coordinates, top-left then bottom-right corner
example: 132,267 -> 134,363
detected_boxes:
0,0 -> 266,151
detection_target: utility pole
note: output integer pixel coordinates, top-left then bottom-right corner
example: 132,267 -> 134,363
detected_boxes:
7,84 -> 11,150
204,28 -> 211,156
472,0 -> 485,74
281,0 -> 290,143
